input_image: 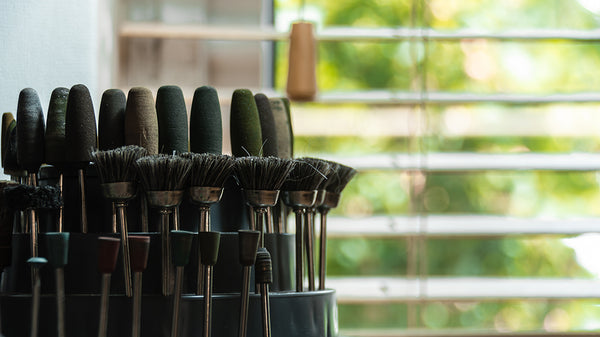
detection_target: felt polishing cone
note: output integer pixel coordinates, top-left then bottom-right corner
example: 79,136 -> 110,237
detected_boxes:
16,88 -> 45,175
190,86 -> 222,155
4,120 -> 24,178
286,22 -> 317,101
2,112 -> 15,170
254,94 -> 278,157
125,87 -> 159,155
230,89 -> 263,157
156,85 -> 188,154
45,87 -> 69,169
98,89 -> 126,151
267,98 -> 293,159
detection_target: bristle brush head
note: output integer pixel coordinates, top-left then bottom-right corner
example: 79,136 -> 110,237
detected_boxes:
135,154 -> 192,191
300,157 -> 334,190
324,161 -> 357,194
3,184 -> 62,210
16,88 -> 45,172
181,152 -> 234,187
282,158 -> 328,191
233,156 -> 295,191
92,145 -> 148,183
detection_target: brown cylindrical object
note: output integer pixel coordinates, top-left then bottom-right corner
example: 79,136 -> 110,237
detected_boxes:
286,22 -> 317,101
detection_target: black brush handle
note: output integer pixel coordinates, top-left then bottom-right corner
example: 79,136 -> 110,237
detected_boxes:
65,84 -> 97,167
45,87 -> 69,168
190,86 -> 222,155
156,85 -> 188,154
230,89 -> 263,157
125,87 -> 159,155
255,94 -> 278,157
16,88 -> 45,173
98,89 -> 126,151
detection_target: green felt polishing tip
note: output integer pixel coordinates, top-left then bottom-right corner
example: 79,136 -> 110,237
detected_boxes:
198,231 -> 221,266
230,89 -> 262,157
171,230 -> 195,267
44,232 -> 70,268
156,85 -> 189,155
190,86 -> 223,155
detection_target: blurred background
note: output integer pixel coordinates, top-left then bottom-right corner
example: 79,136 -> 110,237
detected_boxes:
4,0 -> 600,335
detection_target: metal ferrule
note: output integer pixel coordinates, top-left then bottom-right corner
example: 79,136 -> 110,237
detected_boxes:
146,190 -> 184,209
282,190 -> 318,209
100,182 -> 136,202
243,189 -> 280,208
188,186 -> 224,206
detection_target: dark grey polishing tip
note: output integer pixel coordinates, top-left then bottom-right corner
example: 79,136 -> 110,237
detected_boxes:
65,84 -> 97,165
99,89 -> 126,151
156,85 -> 188,154
45,87 -> 69,166
16,88 -> 45,172
255,93 -> 278,157
190,86 -> 222,155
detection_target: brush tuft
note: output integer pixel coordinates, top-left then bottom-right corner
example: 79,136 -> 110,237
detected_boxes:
181,152 -> 235,187
300,157 -> 335,190
92,145 -> 148,184
135,154 -> 192,191
3,184 -> 62,210
233,156 -> 295,191
323,161 -> 357,194
282,158 -> 330,191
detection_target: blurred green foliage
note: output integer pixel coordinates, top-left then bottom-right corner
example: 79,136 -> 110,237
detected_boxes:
275,0 -> 600,333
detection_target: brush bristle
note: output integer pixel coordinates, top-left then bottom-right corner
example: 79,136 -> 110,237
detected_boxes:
233,156 -> 295,190
135,154 -> 192,191
324,161 -> 357,194
283,158 -> 329,191
92,145 -> 148,184
300,157 -> 334,190
181,152 -> 234,187
3,184 -> 62,210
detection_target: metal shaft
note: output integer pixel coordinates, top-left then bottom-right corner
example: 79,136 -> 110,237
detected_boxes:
266,207 -> 273,234
173,206 -> 180,231
202,265 -> 213,337
161,210 -> 172,296
117,203 -> 133,297
132,272 -> 143,337
305,209 -> 316,291
238,266 -> 251,337
318,210 -> 328,290
30,268 -> 41,337
295,209 -> 304,292
196,207 -> 209,295
58,173 -> 64,232
111,203 -> 117,233
78,169 -> 88,233
260,284 -> 271,337
56,268 -> 66,337
98,273 -> 111,337
170,267 -> 184,337
140,194 -> 149,232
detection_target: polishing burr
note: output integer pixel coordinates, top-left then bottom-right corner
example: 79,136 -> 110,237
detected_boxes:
125,87 -> 159,232
170,230 -> 194,337
98,89 -> 126,151
27,256 -> 47,337
230,89 -> 263,157
190,86 -> 223,155
238,230 -> 260,337
255,247 -> 273,337
129,235 -> 151,337
45,87 -> 69,232
97,236 -> 120,337
287,21 -> 318,101
45,232 -> 70,337
101,182 -> 136,297
65,84 -> 97,233
198,231 -> 220,337
136,154 -> 191,296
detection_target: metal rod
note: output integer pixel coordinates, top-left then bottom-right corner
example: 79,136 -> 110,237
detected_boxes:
196,207 -> 209,295
161,210 -> 172,296
30,269 -> 41,337
140,194 -> 149,232
260,284 -> 271,337
170,267 -> 184,337
111,203 -> 117,233
295,209 -> 304,292
305,209 -> 316,291
173,207 -> 180,231
238,266 -> 251,337
266,207 -> 273,234
56,268 -> 66,337
318,210 -> 328,290
78,169 -> 88,233
132,272 -> 143,337
58,173 -> 63,232
117,203 -> 133,297
98,273 -> 111,337
202,264 -> 213,337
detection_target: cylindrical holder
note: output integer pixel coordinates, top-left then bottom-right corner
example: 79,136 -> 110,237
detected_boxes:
44,232 -> 70,337
286,21 -> 318,101
238,230 -> 260,337
97,236 -> 120,337
198,231 -> 221,337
